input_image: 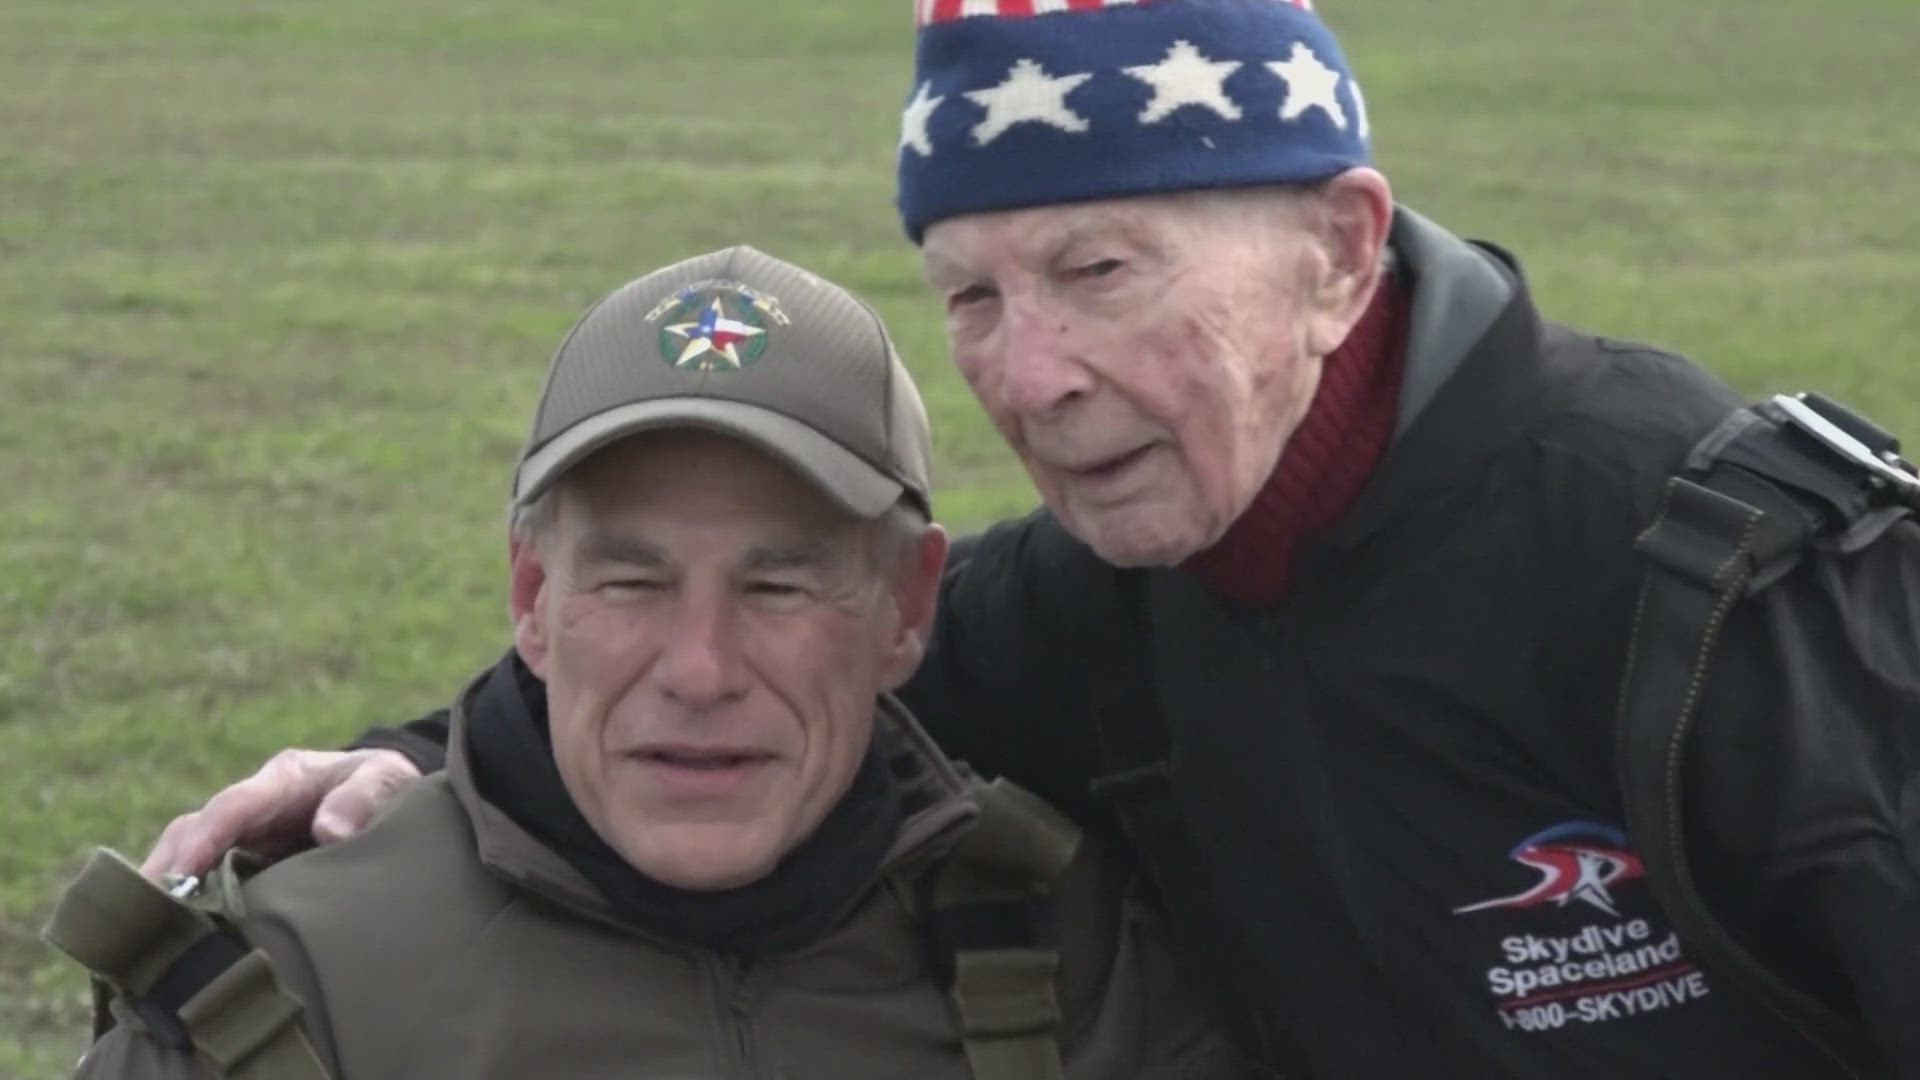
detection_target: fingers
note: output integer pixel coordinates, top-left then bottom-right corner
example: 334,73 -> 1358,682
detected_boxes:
141,811 -> 209,880
138,747 -> 426,881
138,749 -> 343,881
313,749 -> 422,846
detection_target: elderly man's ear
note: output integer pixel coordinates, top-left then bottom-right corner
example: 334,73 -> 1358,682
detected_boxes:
882,524 -> 949,690
1304,167 -> 1394,358
509,536 -> 553,679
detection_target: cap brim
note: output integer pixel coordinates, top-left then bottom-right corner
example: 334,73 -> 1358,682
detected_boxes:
513,397 -> 906,519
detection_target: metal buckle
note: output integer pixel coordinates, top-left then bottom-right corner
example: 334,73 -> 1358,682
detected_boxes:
1770,394 -> 1920,507
160,873 -> 202,900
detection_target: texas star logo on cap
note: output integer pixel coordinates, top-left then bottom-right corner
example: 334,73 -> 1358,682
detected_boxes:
644,280 -> 792,372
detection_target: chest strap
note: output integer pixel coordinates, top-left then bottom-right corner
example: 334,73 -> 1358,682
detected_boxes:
926,778 -> 1081,1080
1619,392 -> 1915,1079
42,848 -> 332,1080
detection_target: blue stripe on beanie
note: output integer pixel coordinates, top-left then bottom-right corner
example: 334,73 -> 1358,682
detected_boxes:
897,0 -> 1370,241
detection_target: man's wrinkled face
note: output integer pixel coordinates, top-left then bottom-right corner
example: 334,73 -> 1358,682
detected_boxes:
921,191 -> 1345,566
511,431 -> 941,890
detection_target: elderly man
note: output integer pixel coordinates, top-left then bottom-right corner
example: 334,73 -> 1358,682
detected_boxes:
142,2 -> 1920,1077
45,247 -> 1244,1080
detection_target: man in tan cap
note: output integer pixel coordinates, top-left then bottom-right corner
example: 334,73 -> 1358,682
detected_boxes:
47,247 -> 1243,1080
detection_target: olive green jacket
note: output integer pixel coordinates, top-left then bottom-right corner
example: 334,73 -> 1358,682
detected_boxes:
70,693 -> 1250,1080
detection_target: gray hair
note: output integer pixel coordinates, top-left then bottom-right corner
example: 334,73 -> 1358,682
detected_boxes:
507,486 -> 560,548
865,496 -> 934,572
1175,180 -> 1329,228
1179,181 -> 1393,274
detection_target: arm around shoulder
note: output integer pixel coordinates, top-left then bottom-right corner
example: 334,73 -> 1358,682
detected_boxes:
902,511 -> 1121,823
346,706 -> 452,775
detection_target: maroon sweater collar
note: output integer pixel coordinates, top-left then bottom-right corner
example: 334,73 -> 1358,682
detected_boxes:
1178,276 -> 1412,607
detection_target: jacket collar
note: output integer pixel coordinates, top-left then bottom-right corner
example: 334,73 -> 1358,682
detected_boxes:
1280,209 -> 1551,582
1389,205 -> 1517,437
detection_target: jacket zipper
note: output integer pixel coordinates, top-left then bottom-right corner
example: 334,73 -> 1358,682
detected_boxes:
1658,690 -> 1864,1079
707,954 -> 761,1080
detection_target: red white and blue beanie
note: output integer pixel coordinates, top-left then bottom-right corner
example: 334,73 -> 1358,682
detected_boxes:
896,0 -> 1371,241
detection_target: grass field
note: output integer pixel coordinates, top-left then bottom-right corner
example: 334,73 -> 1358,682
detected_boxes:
3,0 -> 1917,1073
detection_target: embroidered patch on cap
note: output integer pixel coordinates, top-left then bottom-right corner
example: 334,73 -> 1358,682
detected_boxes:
645,280 -> 792,371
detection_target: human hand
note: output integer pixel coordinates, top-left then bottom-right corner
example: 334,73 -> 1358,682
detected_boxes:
140,747 -> 422,880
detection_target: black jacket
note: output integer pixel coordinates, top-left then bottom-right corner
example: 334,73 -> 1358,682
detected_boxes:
365,211 -> 1920,1077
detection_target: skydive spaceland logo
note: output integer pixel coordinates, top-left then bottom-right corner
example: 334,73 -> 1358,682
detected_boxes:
1453,821 -> 1646,917
1455,822 -> 1710,1033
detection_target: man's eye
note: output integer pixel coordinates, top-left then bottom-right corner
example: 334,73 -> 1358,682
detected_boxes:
746,580 -> 808,599
1072,258 -> 1123,281
947,284 -> 997,310
600,578 -> 665,594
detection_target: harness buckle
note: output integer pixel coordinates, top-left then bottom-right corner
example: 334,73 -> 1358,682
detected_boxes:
1770,393 -> 1920,508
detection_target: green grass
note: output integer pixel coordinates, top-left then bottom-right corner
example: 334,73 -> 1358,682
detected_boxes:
2,0 -> 1916,1073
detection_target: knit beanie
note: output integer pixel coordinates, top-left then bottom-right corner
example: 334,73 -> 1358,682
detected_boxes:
896,0 -> 1372,241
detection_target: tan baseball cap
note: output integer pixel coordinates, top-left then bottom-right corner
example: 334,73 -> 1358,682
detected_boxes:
513,246 -> 932,519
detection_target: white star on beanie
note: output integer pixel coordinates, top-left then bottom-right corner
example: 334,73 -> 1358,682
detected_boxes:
1124,40 -> 1244,124
964,58 -> 1094,146
1268,42 -> 1348,130
900,81 -> 945,157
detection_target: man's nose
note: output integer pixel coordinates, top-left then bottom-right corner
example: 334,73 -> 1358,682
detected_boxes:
654,593 -> 748,710
998,306 -> 1094,416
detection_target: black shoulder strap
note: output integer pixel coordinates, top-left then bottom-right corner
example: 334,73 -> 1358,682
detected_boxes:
1083,571 -> 1302,1076
1618,393 -> 1918,1078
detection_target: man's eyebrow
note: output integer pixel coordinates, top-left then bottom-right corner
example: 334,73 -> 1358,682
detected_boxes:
923,231 -> 1101,287
740,537 -> 844,573
920,249 -> 971,285
575,533 -> 669,568
1053,212 -> 1145,254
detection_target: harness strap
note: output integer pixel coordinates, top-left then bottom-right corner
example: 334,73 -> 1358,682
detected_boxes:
44,850 -> 219,1003
178,949 -> 329,1080
42,848 -> 332,1080
132,925 -> 252,1049
928,778 -> 1080,1080
1617,394 -> 1913,1078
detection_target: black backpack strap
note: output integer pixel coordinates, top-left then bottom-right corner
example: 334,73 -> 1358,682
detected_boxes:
1084,571 -> 1300,1077
1618,393 -> 1918,1078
